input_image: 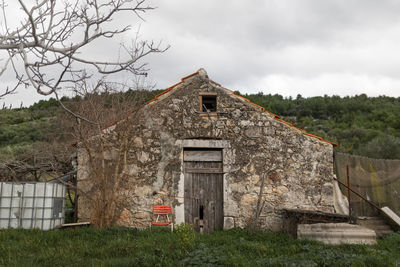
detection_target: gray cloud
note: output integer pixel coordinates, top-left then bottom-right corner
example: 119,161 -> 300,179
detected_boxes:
138,0 -> 400,97
3,0 -> 400,107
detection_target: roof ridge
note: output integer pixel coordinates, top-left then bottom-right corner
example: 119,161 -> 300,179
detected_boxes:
75,69 -> 337,147
145,70 -> 200,105
230,91 -> 337,146
145,70 -> 337,146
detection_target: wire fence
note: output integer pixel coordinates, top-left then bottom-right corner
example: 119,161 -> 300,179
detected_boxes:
335,152 -> 400,216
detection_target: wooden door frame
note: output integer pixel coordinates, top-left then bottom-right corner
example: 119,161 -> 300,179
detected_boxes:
174,139 -> 235,230
183,150 -> 224,232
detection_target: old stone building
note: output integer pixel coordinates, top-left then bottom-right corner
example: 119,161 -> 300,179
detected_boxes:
77,69 -> 344,232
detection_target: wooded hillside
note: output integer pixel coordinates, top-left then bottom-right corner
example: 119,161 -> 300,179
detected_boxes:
0,91 -> 162,181
241,93 -> 400,159
1,92 -> 400,163
0,98 -> 60,160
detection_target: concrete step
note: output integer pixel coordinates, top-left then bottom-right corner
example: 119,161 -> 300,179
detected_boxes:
375,229 -> 394,236
298,223 -> 376,245
357,216 -> 394,238
359,224 -> 391,230
358,216 -> 385,222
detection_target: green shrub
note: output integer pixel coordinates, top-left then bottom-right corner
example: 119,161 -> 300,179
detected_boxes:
174,223 -> 196,253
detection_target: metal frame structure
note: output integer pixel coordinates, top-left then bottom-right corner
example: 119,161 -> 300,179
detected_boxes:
0,182 -> 65,230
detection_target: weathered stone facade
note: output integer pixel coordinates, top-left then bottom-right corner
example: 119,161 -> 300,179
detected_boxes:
77,69 -> 338,231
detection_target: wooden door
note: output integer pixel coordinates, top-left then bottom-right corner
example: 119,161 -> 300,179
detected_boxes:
184,149 -> 223,233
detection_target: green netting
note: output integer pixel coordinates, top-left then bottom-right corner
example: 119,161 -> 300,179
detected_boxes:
334,152 -> 400,216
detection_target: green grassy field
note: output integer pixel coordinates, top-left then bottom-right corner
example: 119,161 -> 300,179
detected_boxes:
0,227 -> 399,266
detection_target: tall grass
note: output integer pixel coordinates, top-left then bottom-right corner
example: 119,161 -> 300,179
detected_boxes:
0,227 -> 399,266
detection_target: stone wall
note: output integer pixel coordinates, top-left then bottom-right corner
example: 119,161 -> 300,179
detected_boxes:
77,69 -> 336,231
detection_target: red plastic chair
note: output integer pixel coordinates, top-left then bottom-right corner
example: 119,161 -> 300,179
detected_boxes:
151,205 -> 174,231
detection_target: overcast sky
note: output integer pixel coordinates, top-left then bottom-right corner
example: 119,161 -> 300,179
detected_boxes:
3,0 -> 400,107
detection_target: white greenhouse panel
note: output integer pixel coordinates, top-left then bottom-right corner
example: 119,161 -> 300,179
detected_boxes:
0,182 -> 66,230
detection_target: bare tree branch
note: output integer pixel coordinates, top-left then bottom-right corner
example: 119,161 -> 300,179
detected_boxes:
66,83 -> 150,227
0,0 -> 168,104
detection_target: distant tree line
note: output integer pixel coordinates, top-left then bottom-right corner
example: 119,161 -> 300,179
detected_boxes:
0,89 -> 163,181
1,91 -> 400,173
240,92 -> 400,159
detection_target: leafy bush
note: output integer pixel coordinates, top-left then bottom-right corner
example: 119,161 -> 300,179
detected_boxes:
359,135 -> 400,159
174,223 -> 196,253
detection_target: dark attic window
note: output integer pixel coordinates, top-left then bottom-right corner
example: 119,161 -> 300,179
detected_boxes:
201,95 -> 217,112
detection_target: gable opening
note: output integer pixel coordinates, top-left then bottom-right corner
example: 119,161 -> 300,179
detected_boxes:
201,95 -> 217,112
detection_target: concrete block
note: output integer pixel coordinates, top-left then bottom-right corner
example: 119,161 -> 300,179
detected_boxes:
224,217 -> 235,230
382,206 -> 400,228
298,223 -> 376,245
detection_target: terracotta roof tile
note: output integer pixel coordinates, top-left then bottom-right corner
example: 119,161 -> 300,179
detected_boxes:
230,91 -> 337,146
145,70 -> 337,147
74,69 -> 337,147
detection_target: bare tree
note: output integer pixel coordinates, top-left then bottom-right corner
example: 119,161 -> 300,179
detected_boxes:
248,167 -> 277,230
0,141 -> 74,182
0,0 -> 166,104
68,82 -> 149,227
0,0 -> 164,227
